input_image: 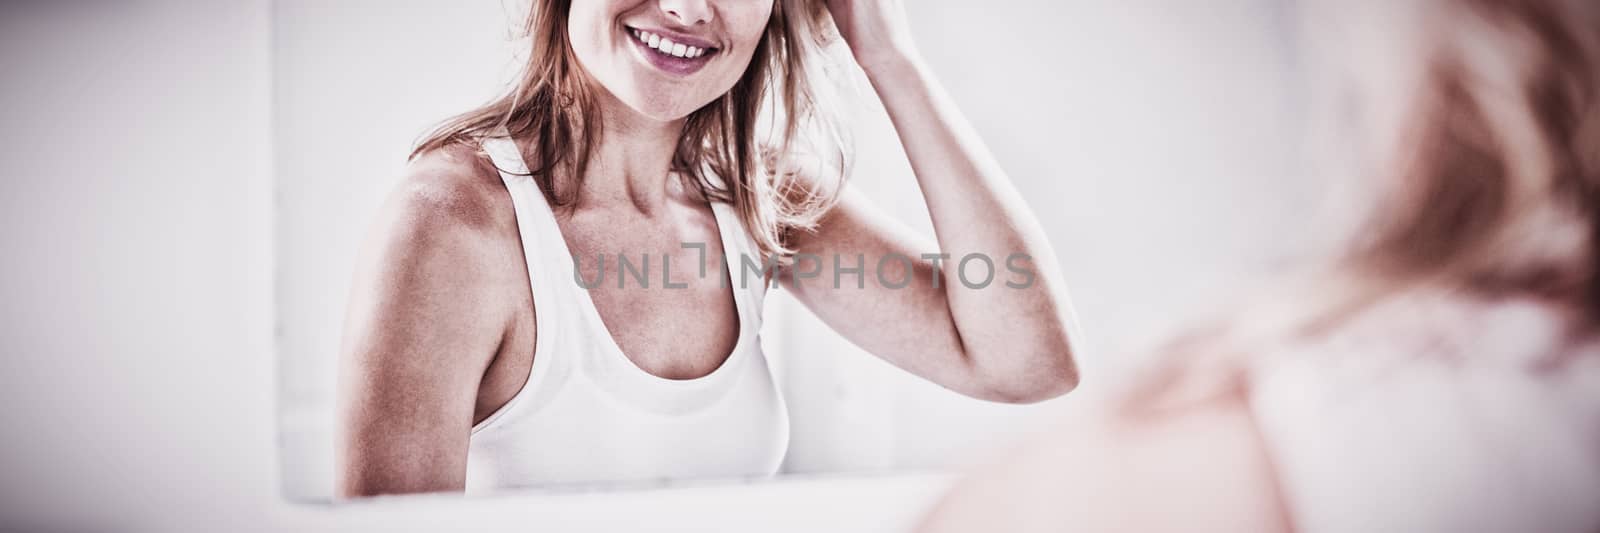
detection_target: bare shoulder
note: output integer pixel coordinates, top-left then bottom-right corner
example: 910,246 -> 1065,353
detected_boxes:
915,388 -> 1292,533
343,141 -> 530,364
389,142 -> 519,239
336,141 -> 535,496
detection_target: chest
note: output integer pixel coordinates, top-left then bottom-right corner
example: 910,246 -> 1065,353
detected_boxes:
554,206 -> 747,380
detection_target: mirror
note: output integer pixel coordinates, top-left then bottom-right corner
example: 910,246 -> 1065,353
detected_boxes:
275,0 -> 1312,501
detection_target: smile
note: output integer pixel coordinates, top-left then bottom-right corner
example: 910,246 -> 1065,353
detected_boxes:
626,26 -> 718,76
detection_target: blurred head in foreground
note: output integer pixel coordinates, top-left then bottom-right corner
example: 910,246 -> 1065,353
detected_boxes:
1323,0 -> 1600,328
919,1 -> 1600,531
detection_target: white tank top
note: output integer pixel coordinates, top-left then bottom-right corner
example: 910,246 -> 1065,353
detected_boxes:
464,135 -> 789,492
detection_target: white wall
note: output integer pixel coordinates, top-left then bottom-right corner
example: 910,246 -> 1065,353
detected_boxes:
0,0 -> 1310,529
0,1 -> 278,529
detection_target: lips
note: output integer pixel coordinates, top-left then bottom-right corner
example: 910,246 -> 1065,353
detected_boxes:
625,26 -> 718,76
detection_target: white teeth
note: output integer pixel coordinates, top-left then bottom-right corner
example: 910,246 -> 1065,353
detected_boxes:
631,29 -> 710,59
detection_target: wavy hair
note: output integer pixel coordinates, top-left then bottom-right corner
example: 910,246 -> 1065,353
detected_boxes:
412,0 -> 848,259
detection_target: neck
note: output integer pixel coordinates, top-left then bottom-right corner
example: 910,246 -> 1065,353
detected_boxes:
574,89 -> 686,215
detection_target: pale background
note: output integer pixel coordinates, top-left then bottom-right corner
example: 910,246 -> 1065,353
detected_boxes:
1,0 -> 1318,530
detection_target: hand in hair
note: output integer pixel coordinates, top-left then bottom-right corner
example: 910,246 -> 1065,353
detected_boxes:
820,0 -> 920,72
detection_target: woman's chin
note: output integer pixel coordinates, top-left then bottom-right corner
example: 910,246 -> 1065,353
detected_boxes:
599,75 -> 720,123
617,93 -> 709,124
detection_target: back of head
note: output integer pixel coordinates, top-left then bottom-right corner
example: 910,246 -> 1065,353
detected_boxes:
1127,0 -> 1600,411
1346,0 -> 1600,321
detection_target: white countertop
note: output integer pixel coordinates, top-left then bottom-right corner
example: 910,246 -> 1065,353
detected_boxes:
286,472 -> 955,533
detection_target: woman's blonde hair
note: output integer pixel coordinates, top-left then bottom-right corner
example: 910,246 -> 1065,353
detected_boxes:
1128,0 -> 1600,411
413,0 -> 848,259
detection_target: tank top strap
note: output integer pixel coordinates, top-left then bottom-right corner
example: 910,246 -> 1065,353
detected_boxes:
692,158 -> 769,318
478,135 -> 574,302
707,201 -> 767,327
476,133 -> 601,416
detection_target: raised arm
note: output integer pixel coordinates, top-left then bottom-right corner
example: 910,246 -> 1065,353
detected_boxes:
779,0 -> 1080,403
335,149 -> 519,497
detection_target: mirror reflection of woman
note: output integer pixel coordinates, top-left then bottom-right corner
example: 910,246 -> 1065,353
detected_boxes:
337,0 -> 1080,497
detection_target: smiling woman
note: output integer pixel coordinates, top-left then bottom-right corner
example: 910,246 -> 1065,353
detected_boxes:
628,28 -> 716,74
335,0 -> 1081,498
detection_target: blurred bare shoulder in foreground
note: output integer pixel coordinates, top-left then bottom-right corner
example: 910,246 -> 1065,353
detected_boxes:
919,0 -> 1600,531
917,384 -> 1291,532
